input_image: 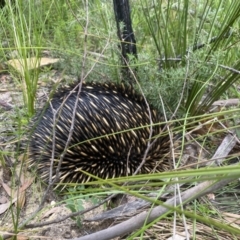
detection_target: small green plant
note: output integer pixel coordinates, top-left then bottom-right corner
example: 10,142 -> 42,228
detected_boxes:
64,185 -> 100,227
196,201 -> 218,216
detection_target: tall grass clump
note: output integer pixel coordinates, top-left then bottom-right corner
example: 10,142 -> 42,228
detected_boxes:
131,0 -> 240,117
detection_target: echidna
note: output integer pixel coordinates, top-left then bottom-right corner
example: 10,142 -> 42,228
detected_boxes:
29,82 -> 171,185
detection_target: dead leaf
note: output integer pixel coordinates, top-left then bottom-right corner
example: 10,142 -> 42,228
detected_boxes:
206,193 -> 215,201
15,177 -> 34,208
14,177 -> 34,207
0,196 -> 8,204
7,57 -> 60,74
40,206 -> 62,220
2,182 -> 12,197
1,177 -> 33,210
14,234 -> 29,240
17,177 -> 34,194
2,177 -> 33,198
5,234 -> 29,240
0,197 -> 17,214
212,98 -> 240,107
16,191 -> 26,209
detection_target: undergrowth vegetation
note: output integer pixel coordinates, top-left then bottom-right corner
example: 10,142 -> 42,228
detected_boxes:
0,0 -> 240,239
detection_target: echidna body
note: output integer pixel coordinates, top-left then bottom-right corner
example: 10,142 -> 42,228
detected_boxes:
29,82 -> 170,184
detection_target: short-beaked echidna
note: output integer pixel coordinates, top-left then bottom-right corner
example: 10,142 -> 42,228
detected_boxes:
29,82 -> 171,185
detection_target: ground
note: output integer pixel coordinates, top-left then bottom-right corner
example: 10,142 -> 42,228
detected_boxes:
1,65 -> 240,240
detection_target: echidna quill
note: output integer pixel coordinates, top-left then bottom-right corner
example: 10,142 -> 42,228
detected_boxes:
28,82 -> 171,185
